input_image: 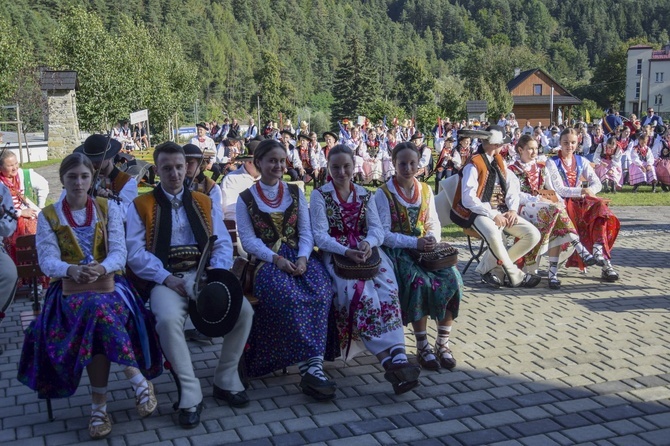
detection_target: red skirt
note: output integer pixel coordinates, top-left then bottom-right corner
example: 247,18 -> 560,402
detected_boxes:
565,196 -> 620,268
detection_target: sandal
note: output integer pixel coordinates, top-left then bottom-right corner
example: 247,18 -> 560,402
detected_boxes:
89,410 -> 112,439
435,342 -> 457,370
548,274 -> 561,290
416,344 -> 440,371
601,266 -> 620,282
592,246 -> 606,267
136,380 -> 157,418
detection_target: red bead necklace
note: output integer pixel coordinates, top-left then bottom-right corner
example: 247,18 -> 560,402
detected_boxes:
256,181 -> 284,208
393,177 -> 419,203
62,197 -> 94,228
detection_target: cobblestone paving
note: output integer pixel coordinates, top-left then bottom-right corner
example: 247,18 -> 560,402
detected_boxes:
1,207 -> 669,445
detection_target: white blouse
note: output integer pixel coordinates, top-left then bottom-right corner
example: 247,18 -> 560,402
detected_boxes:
36,199 -> 126,278
374,180 -> 441,249
235,181 -> 313,263
309,182 -> 385,256
544,155 -> 602,198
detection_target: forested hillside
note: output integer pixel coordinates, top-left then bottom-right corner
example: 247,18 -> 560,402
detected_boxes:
0,0 -> 667,136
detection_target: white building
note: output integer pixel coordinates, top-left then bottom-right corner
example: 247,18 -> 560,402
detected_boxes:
626,44 -> 670,119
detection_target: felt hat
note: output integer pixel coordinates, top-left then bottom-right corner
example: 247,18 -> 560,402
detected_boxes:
196,122 -> 208,130
485,125 -> 511,144
182,143 -> 204,158
297,133 -> 311,142
280,129 -> 295,138
322,131 -> 338,142
74,134 -> 122,161
188,268 -> 243,338
410,132 -> 424,141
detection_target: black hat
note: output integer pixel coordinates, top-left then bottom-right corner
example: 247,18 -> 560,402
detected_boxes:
196,122 -> 208,130
188,268 -> 243,338
280,129 -> 295,138
297,133 -> 311,142
74,134 -> 122,161
238,136 -> 263,161
182,143 -> 203,158
410,132 -> 425,141
322,131 -> 338,142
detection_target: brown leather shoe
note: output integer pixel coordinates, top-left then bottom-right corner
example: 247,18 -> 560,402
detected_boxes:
416,345 -> 440,371
435,343 -> 457,370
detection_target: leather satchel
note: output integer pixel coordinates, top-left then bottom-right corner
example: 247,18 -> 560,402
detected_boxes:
62,273 -> 115,296
408,242 -> 459,272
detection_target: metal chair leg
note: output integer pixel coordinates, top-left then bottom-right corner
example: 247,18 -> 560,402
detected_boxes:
462,235 -> 487,274
47,398 -> 54,421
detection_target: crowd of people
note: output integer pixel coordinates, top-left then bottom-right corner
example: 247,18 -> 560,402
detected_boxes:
0,106 -> 665,439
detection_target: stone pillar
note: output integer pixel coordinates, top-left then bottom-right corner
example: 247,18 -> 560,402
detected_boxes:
41,71 -> 80,160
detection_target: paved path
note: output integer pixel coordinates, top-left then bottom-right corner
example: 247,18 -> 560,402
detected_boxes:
1,207 -> 669,446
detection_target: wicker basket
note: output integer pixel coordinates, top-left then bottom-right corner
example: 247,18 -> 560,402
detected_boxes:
333,247 -> 381,280
408,243 -> 459,271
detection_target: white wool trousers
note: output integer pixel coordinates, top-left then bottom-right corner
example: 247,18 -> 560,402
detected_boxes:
472,215 -> 541,286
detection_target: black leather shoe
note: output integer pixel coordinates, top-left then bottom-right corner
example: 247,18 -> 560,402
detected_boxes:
178,403 -> 203,429
383,362 -> 421,385
213,385 -> 249,408
548,276 -> 561,289
392,380 -> 420,395
516,273 -> 542,288
481,272 -> 502,288
300,372 -> 337,401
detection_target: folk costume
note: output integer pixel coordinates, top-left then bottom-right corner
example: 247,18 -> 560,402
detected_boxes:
508,160 -> 594,285
310,182 -> 404,360
545,154 -> 621,281
363,138 -> 384,184
629,142 -> 658,190
375,180 -> 462,325
0,166 -> 48,270
0,184 -> 18,353
126,185 -> 253,413
434,143 -> 461,194
236,182 -> 333,396
18,197 -> 162,399
310,181 -> 420,394
593,143 -> 623,191
654,138 -> 670,189
451,144 -> 542,288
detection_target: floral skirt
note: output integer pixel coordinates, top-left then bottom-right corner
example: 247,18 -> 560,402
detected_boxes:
383,247 -> 462,325
518,201 -> 578,270
565,196 -> 620,268
594,161 -> 623,187
245,244 -> 333,377
18,276 -> 162,399
655,158 -> 670,185
324,249 -> 404,360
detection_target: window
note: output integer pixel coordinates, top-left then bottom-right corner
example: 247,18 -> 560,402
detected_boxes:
533,84 -> 542,95
655,95 -> 663,105
635,82 -> 640,98
637,59 -> 643,75
656,72 -> 665,83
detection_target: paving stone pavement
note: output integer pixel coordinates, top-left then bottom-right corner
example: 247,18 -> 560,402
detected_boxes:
1,206 -> 669,446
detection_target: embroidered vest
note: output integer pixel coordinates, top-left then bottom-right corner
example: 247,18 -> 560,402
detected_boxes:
380,182 -> 430,237
239,184 -> 300,251
318,186 -> 371,248
192,173 -> 217,196
42,197 -> 108,264
109,167 -> 132,195
450,153 -> 508,228
132,189 -> 213,256
508,161 -> 544,195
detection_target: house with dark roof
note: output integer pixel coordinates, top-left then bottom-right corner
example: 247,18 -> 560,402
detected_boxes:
626,44 -> 670,118
507,68 -> 582,127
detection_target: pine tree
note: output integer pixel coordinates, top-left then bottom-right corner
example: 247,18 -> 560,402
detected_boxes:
330,37 -> 380,127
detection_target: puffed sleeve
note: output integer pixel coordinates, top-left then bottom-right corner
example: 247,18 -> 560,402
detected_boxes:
235,194 -> 277,263
35,211 -> 71,278
424,188 -> 442,242
309,189 -> 348,255
100,200 -> 127,273
126,202 -> 171,285
544,159 -> 583,198
297,189 -> 314,259
581,158 -> 602,194
362,193 -> 385,248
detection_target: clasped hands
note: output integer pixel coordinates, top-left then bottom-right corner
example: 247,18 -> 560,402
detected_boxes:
345,241 -> 372,264
493,210 -> 519,228
274,255 -> 308,276
68,261 -> 106,284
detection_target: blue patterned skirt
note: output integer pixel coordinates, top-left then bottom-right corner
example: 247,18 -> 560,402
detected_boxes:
245,244 -> 333,377
383,247 -> 463,325
18,275 -> 163,398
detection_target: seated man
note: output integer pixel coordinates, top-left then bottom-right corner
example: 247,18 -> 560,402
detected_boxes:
126,142 -> 253,429
450,126 -> 542,288
0,182 -> 18,355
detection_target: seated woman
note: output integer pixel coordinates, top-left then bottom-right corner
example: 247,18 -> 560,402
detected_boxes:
310,144 -> 420,395
18,153 -> 162,439
375,142 -> 463,370
629,132 -> 658,193
508,135 -> 597,289
654,130 -> 670,191
593,136 -> 623,193
544,128 -> 621,282
236,139 -> 336,401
